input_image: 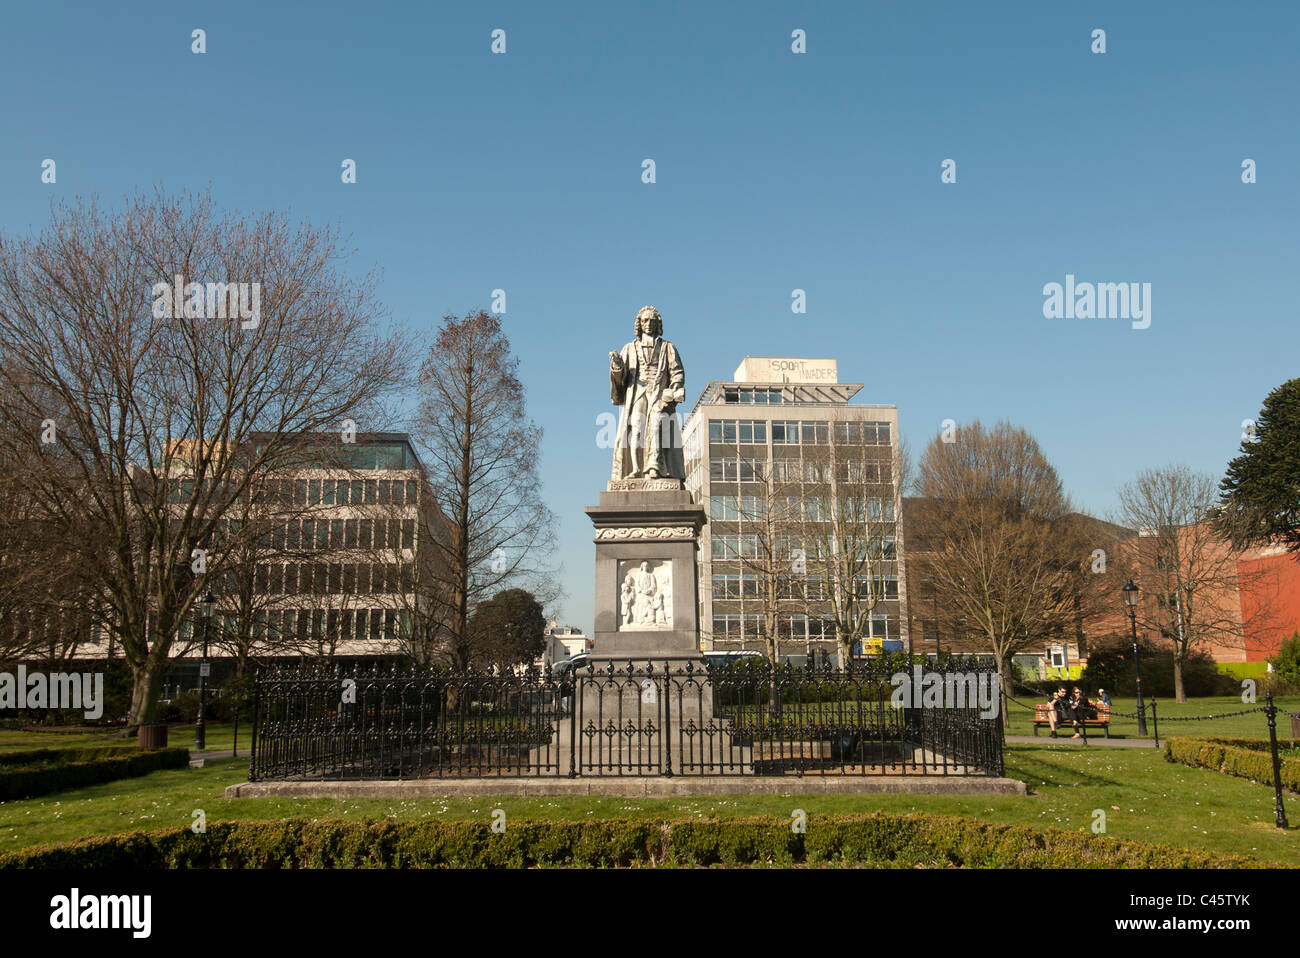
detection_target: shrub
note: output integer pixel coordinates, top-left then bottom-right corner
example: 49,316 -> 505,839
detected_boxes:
0,813 -> 1260,869
1267,634 -> 1300,693
0,747 -> 190,801
1163,736 -> 1300,794
1083,640 -> 1237,698
1164,733 -> 1294,790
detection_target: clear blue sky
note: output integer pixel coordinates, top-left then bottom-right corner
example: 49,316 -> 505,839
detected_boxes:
3,1 -> 1296,633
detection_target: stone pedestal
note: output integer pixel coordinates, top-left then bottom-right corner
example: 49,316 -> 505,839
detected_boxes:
585,482 -> 707,657
582,481 -> 713,748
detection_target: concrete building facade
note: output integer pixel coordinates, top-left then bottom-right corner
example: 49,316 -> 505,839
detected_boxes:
682,358 -> 906,663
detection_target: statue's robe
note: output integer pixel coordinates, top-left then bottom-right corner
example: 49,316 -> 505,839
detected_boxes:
610,336 -> 686,480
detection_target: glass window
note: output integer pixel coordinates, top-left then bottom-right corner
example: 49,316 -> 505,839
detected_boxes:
345,519 -> 358,548
334,479 -> 348,505
402,519 -> 414,549
406,480 -> 419,503
321,480 -> 335,505
308,480 -> 321,505
712,615 -> 742,640
351,480 -> 364,504
391,481 -> 404,506
330,519 -> 343,549
710,420 -> 767,445
379,480 -> 391,505
359,519 -> 373,550
371,444 -> 406,471
287,521 -> 301,551
802,421 -> 829,444
364,480 -> 377,504
867,498 -> 896,522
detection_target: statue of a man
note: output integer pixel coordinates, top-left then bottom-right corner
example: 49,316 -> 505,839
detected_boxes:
609,306 -> 686,481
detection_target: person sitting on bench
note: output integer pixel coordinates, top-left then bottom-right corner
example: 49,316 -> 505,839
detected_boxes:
1067,687 -> 1095,740
1046,688 -> 1070,736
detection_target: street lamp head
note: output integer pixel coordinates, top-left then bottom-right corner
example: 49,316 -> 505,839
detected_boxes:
201,591 -> 216,617
1122,579 -> 1139,608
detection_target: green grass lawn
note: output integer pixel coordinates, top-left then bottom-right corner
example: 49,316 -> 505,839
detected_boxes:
0,740 -> 1295,865
1001,694 -> 1300,739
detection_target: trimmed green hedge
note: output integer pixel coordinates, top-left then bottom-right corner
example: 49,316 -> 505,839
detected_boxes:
1163,736 -> 1300,794
0,813 -> 1261,869
0,747 -> 191,801
0,746 -> 137,768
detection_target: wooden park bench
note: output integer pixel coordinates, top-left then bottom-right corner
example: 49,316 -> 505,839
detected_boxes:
1032,701 -> 1111,738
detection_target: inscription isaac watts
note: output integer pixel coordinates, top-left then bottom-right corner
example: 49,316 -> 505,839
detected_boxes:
617,559 -> 673,630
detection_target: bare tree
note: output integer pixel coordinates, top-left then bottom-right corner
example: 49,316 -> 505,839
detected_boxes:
0,189 -> 408,727
375,472 -> 455,665
726,458 -> 803,667
1115,465 -> 1282,702
912,420 -> 1100,723
206,475 -> 324,674
801,438 -> 910,667
415,311 -> 559,668
0,371 -> 104,667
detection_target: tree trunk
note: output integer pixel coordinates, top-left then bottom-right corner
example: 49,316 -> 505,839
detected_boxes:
125,664 -> 163,729
995,652 -> 1011,730
1173,656 -> 1186,704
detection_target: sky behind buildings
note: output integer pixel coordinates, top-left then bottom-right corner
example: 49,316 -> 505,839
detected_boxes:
2,1 -> 1296,632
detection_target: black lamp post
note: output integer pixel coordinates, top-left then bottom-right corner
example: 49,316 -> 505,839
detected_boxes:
1123,579 -> 1148,735
195,591 -> 215,750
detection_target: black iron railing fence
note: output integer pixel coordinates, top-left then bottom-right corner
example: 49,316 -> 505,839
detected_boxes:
250,659 -> 1004,780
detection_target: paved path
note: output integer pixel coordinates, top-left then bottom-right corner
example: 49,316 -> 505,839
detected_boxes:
1005,735 -> 1160,748
187,749 -> 241,766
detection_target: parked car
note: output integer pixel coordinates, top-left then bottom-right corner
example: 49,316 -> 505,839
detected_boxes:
550,652 -> 591,679
550,653 -> 591,716
702,650 -> 768,671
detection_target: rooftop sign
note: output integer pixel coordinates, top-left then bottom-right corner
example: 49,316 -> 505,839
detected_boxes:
733,357 -> 838,384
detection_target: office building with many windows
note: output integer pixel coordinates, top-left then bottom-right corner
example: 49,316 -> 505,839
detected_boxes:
67,432 -> 438,666
683,358 -> 907,662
